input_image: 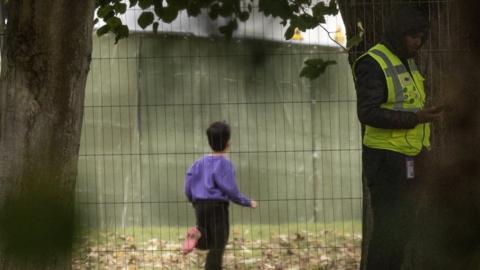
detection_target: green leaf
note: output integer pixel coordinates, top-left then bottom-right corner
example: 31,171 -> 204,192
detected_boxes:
295,14 -> 317,31
312,0 -> 338,19
97,5 -> 113,18
209,3 -> 220,20
304,58 -> 327,66
278,2 -> 294,20
161,6 -> 179,23
96,24 -> 110,37
137,11 -> 155,29
284,25 -> 295,40
186,2 -> 202,17
238,11 -> 250,22
300,58 -> 337,80
299,65 -> 316,78
296,0 -> 311,4
106,17 -> 122,29
114,2 -> 127,14
219,3 -> 234,17
329,0 -> 339,15
218,20 -> 238,39
263,0 -> 293,20
346,35 -> 363,50
167,0 -> 188,9
114,25 -> 130,44
129,0 -> 138,8
138,0 -> 153,9
117,25 -> 129,37
153,0 -> 164,17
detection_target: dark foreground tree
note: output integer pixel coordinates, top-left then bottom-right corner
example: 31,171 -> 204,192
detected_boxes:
0,1 -> 96,269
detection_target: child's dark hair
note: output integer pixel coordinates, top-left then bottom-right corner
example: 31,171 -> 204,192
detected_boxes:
206,121 -> 231,152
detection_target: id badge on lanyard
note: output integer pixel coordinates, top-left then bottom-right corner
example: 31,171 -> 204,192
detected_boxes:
406,157 -> 415,179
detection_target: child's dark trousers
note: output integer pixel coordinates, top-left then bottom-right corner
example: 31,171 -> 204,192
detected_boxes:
194,200 -> 229,270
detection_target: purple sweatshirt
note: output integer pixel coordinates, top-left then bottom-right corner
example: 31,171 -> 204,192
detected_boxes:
184,155 -> 251,207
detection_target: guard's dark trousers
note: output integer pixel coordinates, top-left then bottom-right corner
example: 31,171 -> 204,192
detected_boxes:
362,146 -> 422,270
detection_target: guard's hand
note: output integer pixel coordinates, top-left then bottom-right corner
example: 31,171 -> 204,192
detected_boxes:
250,200 -> 257,209
416,106 -> 443,123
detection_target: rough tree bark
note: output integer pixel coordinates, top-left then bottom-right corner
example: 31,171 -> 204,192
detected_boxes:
338,0 -> 480,269
0,1 -> 95,269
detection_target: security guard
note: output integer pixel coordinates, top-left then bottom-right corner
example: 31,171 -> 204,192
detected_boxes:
353,6 -> 443,270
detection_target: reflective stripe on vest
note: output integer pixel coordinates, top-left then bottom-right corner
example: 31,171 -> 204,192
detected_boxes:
354,44 -> 431,156
369,49 -> 416,112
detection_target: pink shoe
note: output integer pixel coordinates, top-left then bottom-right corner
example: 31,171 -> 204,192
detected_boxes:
182,227 -> 201,255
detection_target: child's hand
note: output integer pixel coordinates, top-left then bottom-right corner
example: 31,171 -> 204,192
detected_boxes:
250,200 -> 257,209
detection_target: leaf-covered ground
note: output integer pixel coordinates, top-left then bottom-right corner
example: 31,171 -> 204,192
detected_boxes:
73,225 -> 361,269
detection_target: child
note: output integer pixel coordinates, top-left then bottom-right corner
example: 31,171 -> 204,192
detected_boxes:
183,121 -> 257,270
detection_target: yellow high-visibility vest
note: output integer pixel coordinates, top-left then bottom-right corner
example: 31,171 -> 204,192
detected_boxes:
354,44 -> 430,156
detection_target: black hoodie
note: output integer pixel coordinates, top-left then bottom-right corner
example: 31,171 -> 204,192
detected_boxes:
354,6 -> 429,130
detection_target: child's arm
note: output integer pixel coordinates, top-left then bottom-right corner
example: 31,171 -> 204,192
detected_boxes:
215,162 -> 252,207
184,169 -> 193,202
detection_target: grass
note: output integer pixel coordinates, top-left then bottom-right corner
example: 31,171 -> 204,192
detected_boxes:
73,221 -> 362,269
75,221 -> 361,245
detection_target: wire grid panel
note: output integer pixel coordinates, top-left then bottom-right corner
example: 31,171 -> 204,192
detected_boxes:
73,9 -> 362,270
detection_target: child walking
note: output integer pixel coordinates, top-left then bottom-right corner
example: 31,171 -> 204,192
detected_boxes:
183,121 -> 257,270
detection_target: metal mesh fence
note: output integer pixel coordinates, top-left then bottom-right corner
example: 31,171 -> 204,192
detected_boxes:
72,1 -> 451,269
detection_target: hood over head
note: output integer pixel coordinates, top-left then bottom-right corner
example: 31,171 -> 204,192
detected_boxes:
383,5 -> 429,59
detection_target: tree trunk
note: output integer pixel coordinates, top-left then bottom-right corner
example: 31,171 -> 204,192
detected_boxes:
0,1 -> 95,269
414,1 -> 480,269
338,0 -> 480,269
337,2 -> 401,268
